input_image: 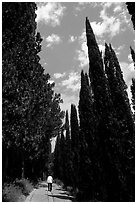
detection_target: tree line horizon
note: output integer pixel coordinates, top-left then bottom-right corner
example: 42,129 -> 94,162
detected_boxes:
2,2 -> 135,202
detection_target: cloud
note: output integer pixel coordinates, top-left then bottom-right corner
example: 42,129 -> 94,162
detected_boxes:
54,72 -> 66,79
76,31 -> 89,67
61,72 -> 80,92
120,62 -> 135,104
48,79 -> 55,84
98,44 -> 105,56
45,34 -> 62,47
90,2 -> 131,39
68,35 -> 77,43
60,93 -> 78,112
114,5 -> 122,13
128,54 -> 133,63
120,62 -> 135,87
75,2 -> 99,13
36,2 -> 65,27
91,4 -> 121,38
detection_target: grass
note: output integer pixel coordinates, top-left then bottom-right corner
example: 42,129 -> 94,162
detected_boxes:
2,178 -> 33,202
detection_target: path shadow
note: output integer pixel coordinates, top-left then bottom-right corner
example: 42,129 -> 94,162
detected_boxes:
55,188 -> 66,191
49,194 -> 74,201
39,183 -> 48,188
59,192 -> 69,195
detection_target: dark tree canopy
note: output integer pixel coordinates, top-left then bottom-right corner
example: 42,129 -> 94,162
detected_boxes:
2,2 -> 64,181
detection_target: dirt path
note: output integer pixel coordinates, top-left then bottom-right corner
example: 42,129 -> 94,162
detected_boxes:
25,181 -> 74,202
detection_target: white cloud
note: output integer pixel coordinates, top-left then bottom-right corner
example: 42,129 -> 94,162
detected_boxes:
128,54 -> 133,63
75,2 -> 99,13
91,5 -> 121,38
114,5 -> 122,13
48,79 -> 54,84
61,72 -> 80,92
98,44 -> 105,56
54,72 -> 66,79
120,62 -> 135,103
90,2 -> 129,39
60,93 -> 78,112
68,35 -> 77,43
120,62 -> 135,87
76,31 -> 89,67
45,34 -> 62,48
36,2 -> 65,27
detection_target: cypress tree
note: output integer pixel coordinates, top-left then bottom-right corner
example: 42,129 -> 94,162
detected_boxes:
60,129 -> 66,181
86,17 -> 112,116
85,17 -> 130,201
70,104 -> 79,187
78,70 -> 100,201
131,79 -> 135,111
130,46 -> 135,64
130,46 -> 135,111
104,43 -> 135,201
64,110 -> 73,186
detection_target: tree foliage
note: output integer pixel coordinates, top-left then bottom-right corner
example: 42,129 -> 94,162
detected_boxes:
2,2 -> 64,181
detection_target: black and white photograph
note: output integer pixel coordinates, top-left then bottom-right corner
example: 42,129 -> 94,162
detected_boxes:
2,2 -> 135,202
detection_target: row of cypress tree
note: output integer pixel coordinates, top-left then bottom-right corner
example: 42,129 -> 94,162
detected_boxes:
54,16 -> 135,201
2,2 -> 64,182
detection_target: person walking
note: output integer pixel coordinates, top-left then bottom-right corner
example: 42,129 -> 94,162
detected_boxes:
47,175 -> 53,191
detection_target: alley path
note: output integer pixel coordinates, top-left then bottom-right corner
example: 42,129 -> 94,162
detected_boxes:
25,181 -> 74,202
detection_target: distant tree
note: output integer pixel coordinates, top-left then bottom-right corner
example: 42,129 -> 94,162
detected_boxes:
70,104 -> 79,187
54,132 -> 62,179
64,110 -> 73,186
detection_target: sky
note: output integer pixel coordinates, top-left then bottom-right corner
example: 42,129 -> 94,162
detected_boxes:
35,2 -> 135,115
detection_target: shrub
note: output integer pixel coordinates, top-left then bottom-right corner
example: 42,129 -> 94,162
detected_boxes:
15,178 -> 33,195
54,178 -> 64,187
2,178 -> 33,202
2,183 -> 22,202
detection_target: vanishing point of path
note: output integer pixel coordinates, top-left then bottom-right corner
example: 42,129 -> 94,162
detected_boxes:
25,181 -> 74,202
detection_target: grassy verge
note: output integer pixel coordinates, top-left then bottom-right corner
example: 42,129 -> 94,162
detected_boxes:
2,178 -> 33,202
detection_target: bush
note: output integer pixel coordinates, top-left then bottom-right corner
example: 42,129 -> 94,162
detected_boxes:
15,178 -> 33,195
2,178 -> 33,202
54,178 -> 64,187
2,183 -> 22,202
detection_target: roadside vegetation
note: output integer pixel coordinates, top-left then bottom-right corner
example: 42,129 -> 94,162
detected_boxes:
2,178 -> 33,202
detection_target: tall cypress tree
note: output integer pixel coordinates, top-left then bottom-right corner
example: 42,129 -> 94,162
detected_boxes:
86,17 -> 111,114
130,46 -> 135,111
85,18 -> 110,201
78,70 -> 100,201
54,129 -> 66,182
70,104 -> 79,187
104,43 -> 135,201
64,110 -> 73,186
53,132 -> 61,179
84,17 -> 133,201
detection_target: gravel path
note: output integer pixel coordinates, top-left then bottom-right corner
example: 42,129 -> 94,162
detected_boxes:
25,182 -> 74,202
